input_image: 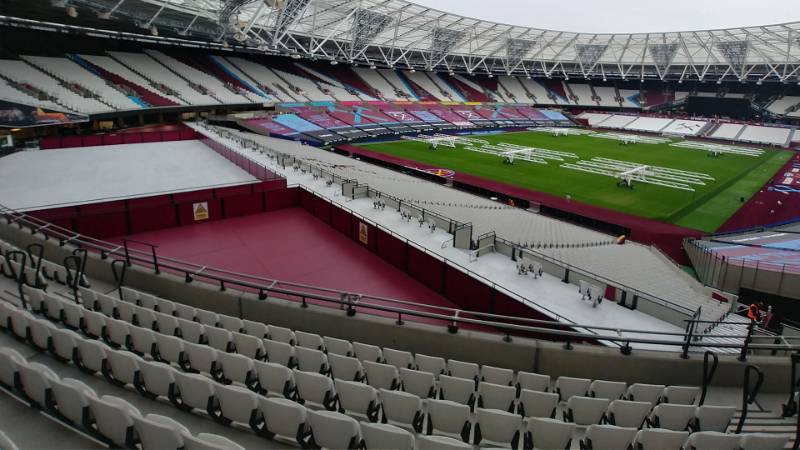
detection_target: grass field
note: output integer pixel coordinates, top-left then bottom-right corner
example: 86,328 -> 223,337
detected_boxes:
358,132 -> 793,232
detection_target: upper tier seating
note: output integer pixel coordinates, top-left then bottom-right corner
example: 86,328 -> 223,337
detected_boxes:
79,54 -> 184,105
22,55 -> 140,111
145,51 -> 258,105
226,57 -> 302,102
108,52 -> 219,105
0,59 -> 109,113
594,87 -> 621,107
0,77 -> 65,112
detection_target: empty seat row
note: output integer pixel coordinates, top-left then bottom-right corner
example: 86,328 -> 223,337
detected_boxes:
0,346 -> 244,450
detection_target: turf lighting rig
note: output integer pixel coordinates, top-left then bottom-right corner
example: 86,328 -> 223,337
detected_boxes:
560,157 -> 715,191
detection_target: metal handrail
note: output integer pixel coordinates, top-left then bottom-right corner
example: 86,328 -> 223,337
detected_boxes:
3,205 -> 796,354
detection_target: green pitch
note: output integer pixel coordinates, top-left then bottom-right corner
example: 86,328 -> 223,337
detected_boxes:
357,132 -> 792,232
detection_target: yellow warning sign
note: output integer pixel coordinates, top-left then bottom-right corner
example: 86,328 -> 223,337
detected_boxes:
193,202 -> 209,221
358,222 -> 368,245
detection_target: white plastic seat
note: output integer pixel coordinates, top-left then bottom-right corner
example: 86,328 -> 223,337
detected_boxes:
216,384 -> 259,428
438,375 -> 475,407
426,399 -> 472,442
205,326 -> 234,352
183,433 -> 245,450
400,368 -> 437,399
173,372 -> 216,414
565,396 -> 609,425
323,336 -> 353,356
43,293 -> 63,321
582,424 -> 637,450
295,346 -> 329,374
25,286 -> 47,313
79,286 -> 99,307
254,361 -> 295,398
267,325 -> 295,345
120,287 -> 139,304
89,395 -> 142,447
414,353 -> 445,377
174,303 -> 197,321
137,292 -> 159,312
28,318 -> 55,351
627,383 -> 665,404
155,312 -> 180,336
477,381 -> 516,412
61,300 -> 84,329
738,433 -> 791,450
306,410 -> 361,450
417,434 -> 472,450
105,350 -> 142,387
130,326 -> 157,356
384,348 -> 415,370
633,428 -> 689,450
133,305 -> 157,330
104,319 -> 130,348
360,422 -> 414,450
517,371 -> 550,392
19,361 -> 58,406
447,359 -> 479,382
264,339 -> 296,367
116,301 -> 136,324
51,377 -> 97,426
233,332 -> 264,360
217,352 -> 255,386
474,407 -> 522,448
684,431 -> 740,450
219,315 -> 244,333
526,417 -> 576,450
0,347 -> 27,388
364,361 -> 400,390
195,309 -> 219,327
649,403 -> 697,431
694,405 -> 735,432
9,308 -> 32,340
94,294 -> 117,318
555,376 -> 591,401
353,341 -> 383,363
293,369 -> 337,410
481,365 -> 514,386
155,298 -> 176,316
242,319 -> 268,338
258,396 -> 307,443
329,353 -> 364,382
662,386 -> 700,405
76,338 -> 109,374
51,327 -> 80,362
589,380 -> 627,400
379,388 -> 424,431
154,333 -> 185,365
133,413 -> 189,450
81,310 -> 106,339
606,399 -> 651,428
177,318 -> 205,344
336,379 -> 380,421
184,342 -> 218,375
295,330 -> 324,350
139,360 -> 175,399
519,389 -> 559,418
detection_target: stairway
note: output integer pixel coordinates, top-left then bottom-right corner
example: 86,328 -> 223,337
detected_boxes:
731,408 -> 795,448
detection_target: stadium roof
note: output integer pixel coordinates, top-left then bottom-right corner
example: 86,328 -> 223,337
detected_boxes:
20,0 -> 800,82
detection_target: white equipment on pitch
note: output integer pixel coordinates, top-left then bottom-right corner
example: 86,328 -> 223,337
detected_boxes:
670,140 -> 764,157
529,127 -> 594,137
560,157 -> 714,191
591,132 -> 671,145
401,133 -> 489,149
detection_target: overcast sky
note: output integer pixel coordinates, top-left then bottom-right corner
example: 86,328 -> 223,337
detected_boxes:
411,0 -> 796,33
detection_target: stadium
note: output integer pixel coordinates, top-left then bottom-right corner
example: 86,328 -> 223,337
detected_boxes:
0,0 -> 798,448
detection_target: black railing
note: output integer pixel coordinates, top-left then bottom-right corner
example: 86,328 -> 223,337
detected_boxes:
1,204 -> 797,356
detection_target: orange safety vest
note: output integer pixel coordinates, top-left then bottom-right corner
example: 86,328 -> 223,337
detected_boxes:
747,304 -> 760,321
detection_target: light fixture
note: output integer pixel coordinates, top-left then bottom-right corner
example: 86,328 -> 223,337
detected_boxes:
330,60 -> 338,65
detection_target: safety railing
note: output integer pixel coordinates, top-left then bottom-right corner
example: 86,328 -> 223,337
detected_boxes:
1,204 -> 797,357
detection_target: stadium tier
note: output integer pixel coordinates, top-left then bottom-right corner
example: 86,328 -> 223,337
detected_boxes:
1,3 -> 800,449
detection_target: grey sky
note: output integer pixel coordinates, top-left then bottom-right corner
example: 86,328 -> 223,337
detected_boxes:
410,0 -> 797,33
